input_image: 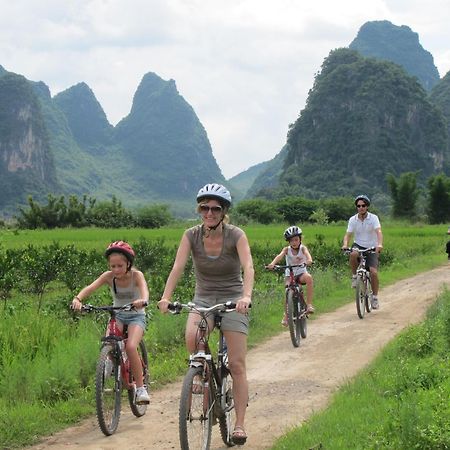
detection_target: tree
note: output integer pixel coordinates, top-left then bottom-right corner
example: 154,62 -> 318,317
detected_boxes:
386,172 -> 419,219
427,174 -> 450,224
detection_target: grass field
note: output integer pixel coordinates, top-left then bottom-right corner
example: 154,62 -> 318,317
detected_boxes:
0,221 -> 449,448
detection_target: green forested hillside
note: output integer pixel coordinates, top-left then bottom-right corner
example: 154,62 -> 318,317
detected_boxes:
0,73 -> 58,214
349,20 -> 440,91
281,48 -> 448,198
429,71 -> 450,153
114,73 -> 225,201
53,82 -> 113,153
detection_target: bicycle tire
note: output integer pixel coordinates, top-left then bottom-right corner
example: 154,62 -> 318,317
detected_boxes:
95,344 -> 122,436
299,292 -> 307,339
365,275 -> 373,313
179,366 -> 212,450
128,340 -> 150,417
219,364 -> 236,447
287,289 -> 301,347
355,276 -> 365,319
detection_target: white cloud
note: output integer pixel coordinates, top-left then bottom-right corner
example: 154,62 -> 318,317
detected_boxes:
0,0 -> 449,178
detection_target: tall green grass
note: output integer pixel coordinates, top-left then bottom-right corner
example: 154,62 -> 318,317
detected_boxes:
0,223 -> 448,447
272,291 -> 450,450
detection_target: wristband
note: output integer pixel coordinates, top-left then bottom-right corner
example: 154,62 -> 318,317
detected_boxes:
74,296 -> 81,302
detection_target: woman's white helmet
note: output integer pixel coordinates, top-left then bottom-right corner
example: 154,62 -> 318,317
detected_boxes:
284,226 -> 302,241
196,183 -> 232,208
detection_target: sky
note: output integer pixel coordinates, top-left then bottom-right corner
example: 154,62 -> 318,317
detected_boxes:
1,1 -> 449,179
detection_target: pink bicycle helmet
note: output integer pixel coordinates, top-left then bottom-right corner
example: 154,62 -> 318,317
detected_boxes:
105,241 -> 135,263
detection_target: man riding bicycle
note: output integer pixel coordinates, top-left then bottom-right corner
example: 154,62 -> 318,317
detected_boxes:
342,195 -> 383,309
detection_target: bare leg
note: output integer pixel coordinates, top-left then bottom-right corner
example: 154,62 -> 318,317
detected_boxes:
223,330 -> 248,432
125,324 -> 145,387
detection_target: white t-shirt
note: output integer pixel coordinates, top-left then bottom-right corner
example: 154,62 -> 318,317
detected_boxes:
346,212 -> 381,248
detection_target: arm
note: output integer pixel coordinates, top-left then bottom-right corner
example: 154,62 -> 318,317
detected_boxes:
158,232 -> 191,313
236,233 -> 254,313
266,247 -> 288,269
375,227 -> 383,253
133,270 -> 150,308
302,245 -> 313,265
71,272 -> 110,309
342,231 -> 353,249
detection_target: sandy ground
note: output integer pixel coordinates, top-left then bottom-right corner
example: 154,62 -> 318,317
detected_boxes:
28,264 -> 449,450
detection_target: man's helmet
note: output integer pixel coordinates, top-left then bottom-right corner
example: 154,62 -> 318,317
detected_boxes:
284,226 -> 302,241
105,241 -> 135,263
196,183 -> 232,208
354,194 -> 371,206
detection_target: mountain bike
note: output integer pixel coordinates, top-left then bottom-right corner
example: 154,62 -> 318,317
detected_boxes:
268,264 -> 308,347
80,303 -> 149,436
344,247 -> 375,319
168,301 -> 239,449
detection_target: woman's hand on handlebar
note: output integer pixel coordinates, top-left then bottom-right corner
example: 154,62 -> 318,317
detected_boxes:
236,296 -> 251,314
157,298 -> 171,313
71,297 -> 83,310
265,263 -> 275,270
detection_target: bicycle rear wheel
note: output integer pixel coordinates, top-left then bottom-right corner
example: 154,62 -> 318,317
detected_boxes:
179,366 -> 212,450
365,275 -> 373,313
219,365 -> 236,447
299,293 -> 307,339
128,340 -> 150,417
287,289 -> 301,347
96,344 -> 122,436
355,277 -> 365,319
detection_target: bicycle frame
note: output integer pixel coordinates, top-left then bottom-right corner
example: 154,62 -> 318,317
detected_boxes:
345,247 -> 375,319
80,303 -> 149,435
269,264 -> 308,347
169,301 -> 237,449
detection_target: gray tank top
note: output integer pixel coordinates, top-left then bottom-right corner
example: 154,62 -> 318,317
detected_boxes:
185,224 -> 244,299
110,271 -> 144,315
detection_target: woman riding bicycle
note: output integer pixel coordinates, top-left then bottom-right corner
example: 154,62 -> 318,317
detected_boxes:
266,225 -> 315,325
71,241 -> 150,404
158,183 -> 254,446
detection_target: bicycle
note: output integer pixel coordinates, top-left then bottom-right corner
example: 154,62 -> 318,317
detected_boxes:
80,303 -> 149,436
268,264 -> 308,347
168,301 -> 239,449
343,247 -> 375,319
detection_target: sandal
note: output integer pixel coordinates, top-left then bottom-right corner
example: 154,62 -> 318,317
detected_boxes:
192,375 -> 203,394
281,314 -> 288,327
232,426 -> 247,445
307,305 -> 315,314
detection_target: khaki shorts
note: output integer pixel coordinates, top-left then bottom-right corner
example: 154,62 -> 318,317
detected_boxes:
193,295 -> 249,335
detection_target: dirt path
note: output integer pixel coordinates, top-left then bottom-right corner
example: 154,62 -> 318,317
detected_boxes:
29,265 -> 449,450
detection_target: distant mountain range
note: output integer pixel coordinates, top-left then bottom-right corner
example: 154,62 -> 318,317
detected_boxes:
1,20 -> 449,218
0,69 -> 226,216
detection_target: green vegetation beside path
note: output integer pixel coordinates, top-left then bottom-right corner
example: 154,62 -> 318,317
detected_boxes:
0,223 -> 448,447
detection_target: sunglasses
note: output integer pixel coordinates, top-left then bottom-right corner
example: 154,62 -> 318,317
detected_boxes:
356,204 -> 368,208
199,205 -> 223,214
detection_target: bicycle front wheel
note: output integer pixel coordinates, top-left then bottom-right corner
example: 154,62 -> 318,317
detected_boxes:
355,277 -> 365,319
219,365 -> 236,447
179,366 -> 212,450
365,275 -> 373,313
287,289 -> 301,347
95,344 -> 122,436
128,340 -> 150,417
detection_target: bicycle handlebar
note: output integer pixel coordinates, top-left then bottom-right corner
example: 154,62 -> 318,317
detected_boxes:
342,246 -> 376,255
168,301 -> 247,315
79,303 -> 143,313
266,263 -> 306,271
